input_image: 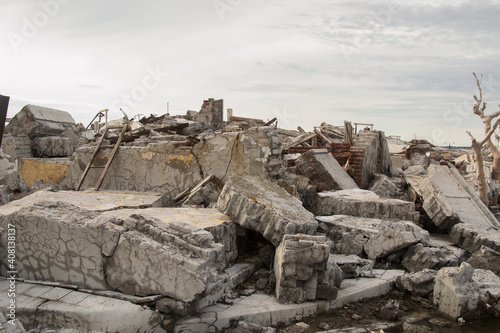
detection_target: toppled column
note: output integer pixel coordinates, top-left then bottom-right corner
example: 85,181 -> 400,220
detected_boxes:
413,164 -> 499,230
274,234 -> 342,303
217,176 -> 318,246
433,263 -> 500,319
5,104 -> 76,139
295,149 -> 358,192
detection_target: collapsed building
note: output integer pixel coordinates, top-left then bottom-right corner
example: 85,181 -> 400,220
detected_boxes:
1,100 -> 500,332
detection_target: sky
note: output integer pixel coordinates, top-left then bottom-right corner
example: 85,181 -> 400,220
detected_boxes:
2,0 -> 500,146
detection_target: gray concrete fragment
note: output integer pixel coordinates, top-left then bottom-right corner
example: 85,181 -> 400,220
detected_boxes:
274,234 -> 337,304
0,185 -> 12,206
217,176 -> 317,246
402,242 -> 467,273
467,245 -> 500,277
5,105 -> 76,139
0,150 -> 18,190
295,149 -> 358,192
450,223 -> 500,253
415,164 -> 499,230
316,189 -> 418,222
433,263 -> 500,319
330,254 -> 374,279
364,220 -> 429,259
395,269 -> 437,297
368,173 -> 406,200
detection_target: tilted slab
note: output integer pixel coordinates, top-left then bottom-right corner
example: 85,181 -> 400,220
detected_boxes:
0,278 -> 166,332
417,164 -> 499,230
295,149 -> 358,192
217,176 -> 317,246
316,189 -> 418,222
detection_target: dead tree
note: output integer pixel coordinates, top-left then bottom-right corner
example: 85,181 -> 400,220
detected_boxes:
467,73 -> 500,205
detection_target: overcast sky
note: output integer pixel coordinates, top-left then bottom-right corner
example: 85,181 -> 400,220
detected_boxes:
2,0 -> 500,145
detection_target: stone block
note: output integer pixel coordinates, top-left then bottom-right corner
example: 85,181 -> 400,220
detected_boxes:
450,223 -> 500,253
402,242 -> 467,273
395,269 -> 437,297
316,189 -> 418,222
364,220 -> 429,259
330,254 -> 374,278
217,176 -> 317,246
433,263 -> 500,319
5,105 -> 76,139
274,234 -> 338,304
295,149 -> 358,192
467,245 -> 500,277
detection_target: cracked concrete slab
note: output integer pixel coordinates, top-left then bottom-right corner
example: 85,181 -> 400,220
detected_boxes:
0,278 -> 166,332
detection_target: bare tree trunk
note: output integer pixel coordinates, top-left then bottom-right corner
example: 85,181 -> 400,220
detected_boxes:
470,138 -> 488,205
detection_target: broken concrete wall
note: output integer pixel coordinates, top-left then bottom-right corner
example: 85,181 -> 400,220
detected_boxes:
194,98 -> 223,130
71,142 -> 204,197
0,197 -> 236,303
401,242 -> 467,273
349,130 -> 391,188
19,158 -> 73,189
194,127 -> 282,181
450,223 -> 500,254
416,164 -> 499,230
1,134 -> 32,162
274,234 -> 341,303
316,189 -> 419,221
295,149 -> 358,192
217,176 -> 318,247
0,150 -> 19,190
5,105 -> 76,139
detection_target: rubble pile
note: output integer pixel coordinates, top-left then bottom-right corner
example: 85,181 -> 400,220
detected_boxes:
2,100 -> 500,332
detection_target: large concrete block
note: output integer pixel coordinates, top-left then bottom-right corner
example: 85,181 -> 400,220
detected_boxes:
467,245 -> 500,277
216,176 -> 318,246
433,263 -> 500,319
316,189 -> 418,221
396,269 -> 437,297
274,234 -> 340,304
416,164 -> 499,230
5,105 -> 75,139
194,127 -> 282,181
450,223 -> 500,253
402,242 -> 467,273
0,192 -> 237,303
295,149 -> 358,192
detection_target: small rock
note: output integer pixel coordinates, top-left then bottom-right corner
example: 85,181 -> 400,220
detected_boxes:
351,313 -> 362,320
256,277 -> 269,290
239,287 -> 256,296
429,317 -> 453,327
295,322 -> 310,330
379,300 -> 401,320
318,322 -> 331,330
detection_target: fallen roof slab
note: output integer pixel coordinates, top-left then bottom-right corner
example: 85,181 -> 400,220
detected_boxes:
174,269 -> 405,332
0,189 -> 167,216
414,164 -> 499,230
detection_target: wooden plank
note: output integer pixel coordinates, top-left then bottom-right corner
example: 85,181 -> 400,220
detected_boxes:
94,124 -> 127,191
75,127 -> 109,191
282,132 -> 317,150
314,128 -> 333,145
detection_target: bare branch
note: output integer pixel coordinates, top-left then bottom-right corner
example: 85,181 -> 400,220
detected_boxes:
473,72 -> 486,117
467,131 -> 476,141
481,117 -> 500,146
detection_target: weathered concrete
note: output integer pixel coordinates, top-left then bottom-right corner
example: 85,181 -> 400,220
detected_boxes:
5,105 -> 76,139
33,135 -> 78,158
316,215 -> 428,259
0,185 -> 12,206
217,176 -> 317,246
450,223 -> 500,254
72,142 -> 204,196
368,174 -> 402,199
194,98 -> 223,130
415,164 -> 499,230
395,269 -> 437,297
295,149 -> 358,192
0,279 -> 166,332
19,158 -> 72,189
330,254 -> 374,279
402,241 -> 467,273
467,245 -> 500,277
433,263 -> 500,319
316,189 -> 418,222
274,234 -> 340,304
0,151 -> 18,190
0,193 -> 237,303
174,269 -> 405,332
364,220 -> 429,259
194,127 -> 282,181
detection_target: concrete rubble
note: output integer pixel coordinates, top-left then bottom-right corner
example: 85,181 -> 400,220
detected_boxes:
3,101 -> 500,331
